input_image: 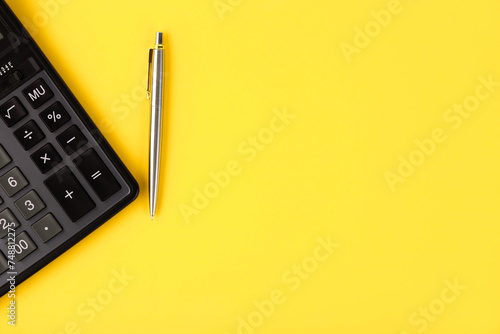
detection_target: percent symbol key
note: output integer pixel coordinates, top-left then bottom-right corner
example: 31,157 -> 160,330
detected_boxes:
47,111 -> 61,122
40,102 -> 70,132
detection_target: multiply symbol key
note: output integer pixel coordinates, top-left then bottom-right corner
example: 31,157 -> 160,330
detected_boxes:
47,111 -> 61,123
40,154 -> 50,164
65,190 -> 73,199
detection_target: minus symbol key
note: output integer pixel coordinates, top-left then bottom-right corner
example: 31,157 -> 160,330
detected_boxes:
56,125 -> 88,155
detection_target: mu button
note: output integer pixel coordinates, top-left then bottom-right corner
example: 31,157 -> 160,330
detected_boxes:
22,78 -> 54,109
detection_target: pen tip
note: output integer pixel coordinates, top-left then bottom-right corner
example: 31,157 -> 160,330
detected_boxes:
156,32 -> 163,45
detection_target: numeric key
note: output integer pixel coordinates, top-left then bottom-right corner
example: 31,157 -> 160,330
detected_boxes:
15,190 -> 46,219
0,167 -> 29,197
0,209 -> 20,239
7,231 -> 37,261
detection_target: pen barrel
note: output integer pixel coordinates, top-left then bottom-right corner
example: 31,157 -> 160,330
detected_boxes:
149,47 -> 164,215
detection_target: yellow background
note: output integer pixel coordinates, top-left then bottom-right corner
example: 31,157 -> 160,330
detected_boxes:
1,0 -> 500,333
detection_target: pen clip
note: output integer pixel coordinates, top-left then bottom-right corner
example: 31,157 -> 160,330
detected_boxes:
147,48 -> 153,100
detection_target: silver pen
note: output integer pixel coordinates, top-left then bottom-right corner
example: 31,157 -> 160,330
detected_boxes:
147,32 -> 165,220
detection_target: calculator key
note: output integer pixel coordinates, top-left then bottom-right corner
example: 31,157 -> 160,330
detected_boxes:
0,209 -> 20,239
32,214 -> 62,243
31,144 -> 62,174
0,145 -> 11,169
57,125 -> 87,155
0,167 -> 29,197
74,149 -> 121,201
0,252 -> 8,274
14,120 -> 45,150
7,231 -> 37,261
45,167 -> 95,222
40,102 -> 71,132
0,97 -> 28,127
15,190 -> 46,220
22,78 -> 54,109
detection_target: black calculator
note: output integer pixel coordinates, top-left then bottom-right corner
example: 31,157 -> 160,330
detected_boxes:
0,1 -> 138,296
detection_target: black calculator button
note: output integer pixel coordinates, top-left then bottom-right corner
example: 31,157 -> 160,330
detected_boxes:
0,167 -> 29,197
0,252 -> 7,274
40,102 -> 71,132
8,231 -> 37,261
32,214 -> 62,243
14,120 -> 45,150
0,209 -> 20,239
31,144 -> 62,174
74,149 -> 121,201
57,125 -> 87,155
45,167 -> 95,222
0,97 -> 28,127
22,78 -> 54,109
0,145 -> 11,169
15,190 -> 46,220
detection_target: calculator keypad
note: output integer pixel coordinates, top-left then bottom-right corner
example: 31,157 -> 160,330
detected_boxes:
0,68 -> 137,296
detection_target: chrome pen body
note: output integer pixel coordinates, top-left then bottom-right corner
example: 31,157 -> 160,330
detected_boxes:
148,32 -> 164,219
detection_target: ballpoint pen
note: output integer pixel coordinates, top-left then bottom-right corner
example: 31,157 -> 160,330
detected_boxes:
148,32 -> 165,220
